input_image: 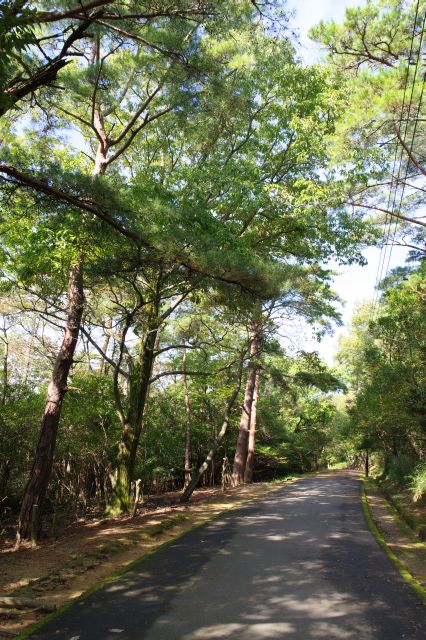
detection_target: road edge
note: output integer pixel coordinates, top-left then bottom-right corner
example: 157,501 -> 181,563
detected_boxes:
378,483 -> 426,541
11,478 -> 298,640
360,476 -> 426,605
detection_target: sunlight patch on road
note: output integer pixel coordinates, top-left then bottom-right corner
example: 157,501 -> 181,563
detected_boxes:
182,622 -> 296,638
271,593 -> 362,618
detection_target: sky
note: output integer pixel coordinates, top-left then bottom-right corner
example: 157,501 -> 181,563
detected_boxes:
287,0 -> 356,64
285,0 -> 409,364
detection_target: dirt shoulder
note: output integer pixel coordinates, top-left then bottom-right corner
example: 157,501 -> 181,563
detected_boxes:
364,478 -> 426,599
378,479 -> 426,540
0,479 -> 297,638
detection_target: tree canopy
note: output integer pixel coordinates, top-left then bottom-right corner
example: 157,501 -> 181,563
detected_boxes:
1,0 -> 423,543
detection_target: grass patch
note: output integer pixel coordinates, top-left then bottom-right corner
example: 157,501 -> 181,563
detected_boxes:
145,514 -> 188,538
327,462 -> 348,470
269,474 -> 301,484
361,476 -> 426,604
377,477 -> 426,541
410,463 -> 426,503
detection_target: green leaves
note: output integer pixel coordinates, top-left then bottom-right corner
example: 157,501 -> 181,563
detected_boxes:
336,262 -> 426,481
311,0 -> 426,256
0,2 -> 383,514
0,1 -> 39,113
310,0 -> 416,72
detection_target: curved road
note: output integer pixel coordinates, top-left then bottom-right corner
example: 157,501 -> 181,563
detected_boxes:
30,472 -> 426,640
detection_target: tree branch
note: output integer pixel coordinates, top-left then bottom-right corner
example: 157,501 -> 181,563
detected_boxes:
349,200 -> 426,228
0,163 -> 147,244
0,166 -> 260,295
149,369 -> 210,385
80,326 -> 128,377
19,0 -> 113,24
395,128 -> 426,178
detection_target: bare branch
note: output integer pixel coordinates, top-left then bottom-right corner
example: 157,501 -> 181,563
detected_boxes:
395,128 -> 426,178
80,326 -> 128,377
149,369 -> 210,385
106,107 -> 172,166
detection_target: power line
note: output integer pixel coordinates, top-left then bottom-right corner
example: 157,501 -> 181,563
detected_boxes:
372,0 -> 423,317
372,0 -> 421,314
378,10 -> 426,307
384,36 -> 426,282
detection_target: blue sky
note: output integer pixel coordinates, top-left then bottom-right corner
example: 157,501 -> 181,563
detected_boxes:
287,0 -> 357,64
285,0 -> 409,364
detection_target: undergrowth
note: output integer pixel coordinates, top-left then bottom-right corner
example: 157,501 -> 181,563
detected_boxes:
410,464 -> 426,503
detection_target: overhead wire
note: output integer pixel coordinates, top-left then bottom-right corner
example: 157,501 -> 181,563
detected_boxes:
385,60 -> 426,278
371,0 -> 422,316
383,12 -> 426,283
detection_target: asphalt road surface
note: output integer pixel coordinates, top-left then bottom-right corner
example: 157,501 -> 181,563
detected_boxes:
30,472 -> 426,640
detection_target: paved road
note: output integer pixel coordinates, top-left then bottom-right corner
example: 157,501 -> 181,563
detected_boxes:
30,472 -> 426,640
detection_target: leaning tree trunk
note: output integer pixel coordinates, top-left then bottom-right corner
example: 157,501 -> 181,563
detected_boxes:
17,262 -> 84,542
182,348 -> 192,489
231,329 -> 260,486
180,353 -> 245,503
244,367 -> 260,483
16,81 -> 109,542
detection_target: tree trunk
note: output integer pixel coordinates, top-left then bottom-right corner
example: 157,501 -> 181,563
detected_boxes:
0,597 -> 55,613
16,86 -> 109,541
0,460 -> 11,500
244,367 -> 260,483
107,318 -> 159,515
1,324 -> 9,406
127,323 -> 159,480
180,353 -> 245,503
182,348 -> 191,489
231,329 -> 260,486
99,316 -> 112,375
17,262 -> 84,542
108,423 -> 133,514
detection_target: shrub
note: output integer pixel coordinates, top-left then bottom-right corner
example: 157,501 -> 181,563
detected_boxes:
410,463 -> 426,503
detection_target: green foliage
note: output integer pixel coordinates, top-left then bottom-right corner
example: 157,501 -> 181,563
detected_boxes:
0,1 -> 38,112
59,372 -> 119,460
311,0 -> 426,256
250,349 -> 343,478
310,0 -> 419,72
0,2 -> 378,530
336,262 -> 426,483
410,464 -> 426,503
0,387 -> 44,505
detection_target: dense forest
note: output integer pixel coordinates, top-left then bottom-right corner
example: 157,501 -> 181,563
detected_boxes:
0,0 -> 424,546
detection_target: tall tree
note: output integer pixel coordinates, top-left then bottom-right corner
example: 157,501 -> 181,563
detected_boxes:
8,0 -> 271,537
232,316 -> 262,485
311,0 -> 426,254
336,262 -> 426,482
244,366 -> 261,483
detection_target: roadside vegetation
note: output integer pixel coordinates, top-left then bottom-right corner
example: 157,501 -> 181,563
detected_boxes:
312,0 -> 426,509
0,0 -> 424,557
